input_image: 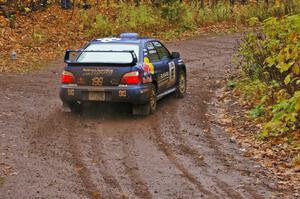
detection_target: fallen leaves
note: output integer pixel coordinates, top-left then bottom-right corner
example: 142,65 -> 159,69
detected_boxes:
215,85 -> 300,195
0,6 -> 89,72
0,163 -> 13,176
91,191 -> 101,198
73,164 -> 84,173
220,118 -> 232,125
0,4 -> 251,73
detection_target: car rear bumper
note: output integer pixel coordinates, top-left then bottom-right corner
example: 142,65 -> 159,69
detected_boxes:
60,84 -> 151,104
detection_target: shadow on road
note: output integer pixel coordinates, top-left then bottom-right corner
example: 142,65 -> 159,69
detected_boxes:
71,93 -> 179,120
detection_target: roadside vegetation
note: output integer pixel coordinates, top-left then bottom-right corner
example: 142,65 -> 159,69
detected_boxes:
0,0 -> 299,72
233,14 -> 300,169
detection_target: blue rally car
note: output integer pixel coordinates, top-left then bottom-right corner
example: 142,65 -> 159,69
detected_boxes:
60,33 -> 187,115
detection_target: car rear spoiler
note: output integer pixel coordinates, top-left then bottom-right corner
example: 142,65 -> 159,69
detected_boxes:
64,50 -> 138,66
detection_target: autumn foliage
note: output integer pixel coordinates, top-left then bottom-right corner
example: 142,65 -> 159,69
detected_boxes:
0,1 -> 299,72
235,15 -> 300,168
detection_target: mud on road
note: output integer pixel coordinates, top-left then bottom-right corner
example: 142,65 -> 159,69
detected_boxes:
0,34 -> 287,199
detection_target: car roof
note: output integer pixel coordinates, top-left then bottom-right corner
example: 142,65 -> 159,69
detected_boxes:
90,37 -> 155,45
89,33 -> 157,46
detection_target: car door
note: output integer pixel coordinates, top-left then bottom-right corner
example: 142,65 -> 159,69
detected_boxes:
145,42 -> 169,94
152,41 -> 177,89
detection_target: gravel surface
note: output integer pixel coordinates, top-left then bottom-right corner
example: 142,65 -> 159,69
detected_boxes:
0,34 -> 289,199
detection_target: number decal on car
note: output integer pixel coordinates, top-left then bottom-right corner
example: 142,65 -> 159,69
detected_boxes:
168,61 -> 176,83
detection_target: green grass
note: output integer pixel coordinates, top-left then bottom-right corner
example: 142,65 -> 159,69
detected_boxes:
75,2 -> 300,40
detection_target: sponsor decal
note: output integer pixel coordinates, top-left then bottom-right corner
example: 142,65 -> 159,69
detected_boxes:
142,57 -> 153,83
144,57 -> 154,75
159,72 -> 169,79
153,42 -> 162,47
158,71 -> 169,86
67,89 -> 75,96
119,90 -> 126,97
148,50 -> 157,54
146,43 -> 155,50
92,77 -> 103,86
143,48 -> 148,56
82,68 -> 113,76
178,59 -> 184,65
96,37 -> 121,42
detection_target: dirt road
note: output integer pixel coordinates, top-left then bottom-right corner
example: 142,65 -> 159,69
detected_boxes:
0,34 -> 285,198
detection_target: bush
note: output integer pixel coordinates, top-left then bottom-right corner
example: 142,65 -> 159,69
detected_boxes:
237,15 -> 300,138
160,2 -> 197,31
115,3 -> 163,33
93,15 -> 112,35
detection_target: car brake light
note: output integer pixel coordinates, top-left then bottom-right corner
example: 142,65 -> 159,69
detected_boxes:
120,71 -> 141,85
61,70 -> 75,84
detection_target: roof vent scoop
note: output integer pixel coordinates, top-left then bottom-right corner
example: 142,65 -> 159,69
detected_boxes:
120,33 -> 139,39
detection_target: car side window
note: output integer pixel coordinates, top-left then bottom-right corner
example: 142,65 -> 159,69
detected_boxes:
152,41 -> 170,60
146,42 -> 160,63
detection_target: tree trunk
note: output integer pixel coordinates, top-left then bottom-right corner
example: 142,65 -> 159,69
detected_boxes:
200,0 -> 204,8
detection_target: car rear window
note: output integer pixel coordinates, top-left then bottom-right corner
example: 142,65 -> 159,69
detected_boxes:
76,43 -> 140,63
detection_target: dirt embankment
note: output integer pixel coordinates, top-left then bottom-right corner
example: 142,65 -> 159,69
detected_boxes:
0,34 -> 294,198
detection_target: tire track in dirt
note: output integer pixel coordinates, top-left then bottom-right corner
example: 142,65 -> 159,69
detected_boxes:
120,131 -> 152,198
64,115 -> 103,199
29,113 -> 103,199
25,110 -> 103,198
31,108 -> 152,199
153,106 -> 246,199
88,120 -> 125,199
164,111 -> 244,199
29,112 -> 121,199
67,133 -> 102,199
149,118 -> 217,198
99,116 -> 152,199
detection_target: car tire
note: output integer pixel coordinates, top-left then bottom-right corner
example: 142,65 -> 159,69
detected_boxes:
133,84 -> 157,115
175,70 -> 186,98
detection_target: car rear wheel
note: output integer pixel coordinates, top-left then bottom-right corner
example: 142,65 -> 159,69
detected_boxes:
133,84 -> 157,115
176,70 -> 186,98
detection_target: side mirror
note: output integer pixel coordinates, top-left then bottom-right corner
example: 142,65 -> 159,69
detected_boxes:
172,52 -> 180,59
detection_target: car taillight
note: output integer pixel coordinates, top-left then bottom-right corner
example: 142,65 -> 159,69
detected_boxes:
120,71 -> 142,85
61,70 -> 75,84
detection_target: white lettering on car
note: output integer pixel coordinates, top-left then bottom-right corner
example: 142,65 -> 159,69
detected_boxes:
96,38 -> 121,43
